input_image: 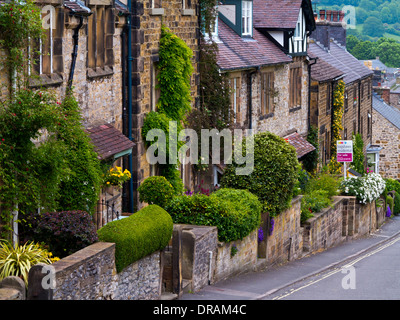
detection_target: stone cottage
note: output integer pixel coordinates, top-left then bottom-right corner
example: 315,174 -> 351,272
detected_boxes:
0,0 -> 136,225
198,0 -> 317,189
371,93 -> 400,179
309,10 -> 374,167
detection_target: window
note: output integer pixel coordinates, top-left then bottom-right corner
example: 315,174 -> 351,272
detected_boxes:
151,61 -> 160,112
31,7 -> 63,77
261,72 -> 274,115
289,65 -> 302,108
229,77 -> 241,123
88,6 -> 114,72
326,83 -> 331,114
367,152 -> 379,174
182,0 -> 194,15
242,1 -> 252,36
151,0 -> 164,15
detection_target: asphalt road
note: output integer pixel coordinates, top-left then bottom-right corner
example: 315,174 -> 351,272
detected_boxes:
266,233 -> 400,300
181,216 -> 400,301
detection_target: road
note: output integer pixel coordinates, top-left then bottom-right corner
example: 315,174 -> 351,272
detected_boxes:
181,216 -> 400,301
266,234 -> 400,300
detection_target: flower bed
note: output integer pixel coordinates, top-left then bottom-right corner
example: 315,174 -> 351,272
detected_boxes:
340,173 -> 386,204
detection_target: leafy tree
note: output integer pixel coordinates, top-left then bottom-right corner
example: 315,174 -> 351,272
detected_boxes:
363,16 -> 385,38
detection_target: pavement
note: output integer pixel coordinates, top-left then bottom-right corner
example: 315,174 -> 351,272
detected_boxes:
180,216 -> 400,300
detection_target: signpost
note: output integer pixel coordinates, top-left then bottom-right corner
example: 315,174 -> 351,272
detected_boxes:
337,140 -> 353,179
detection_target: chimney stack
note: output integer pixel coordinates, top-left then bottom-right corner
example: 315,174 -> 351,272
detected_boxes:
339,11 -> 345,22
326,10 -> 332,21
319,9 -> 326,21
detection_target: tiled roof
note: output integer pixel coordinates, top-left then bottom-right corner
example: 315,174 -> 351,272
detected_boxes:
308,41 -> 373,85
310,56 -> 344,82
372,93 -> 400,130
87,124 -> 135,160
284,132 -> 316,159
217,19 -> 292,71
64,0 -> 91,14
253,0 -> 303,29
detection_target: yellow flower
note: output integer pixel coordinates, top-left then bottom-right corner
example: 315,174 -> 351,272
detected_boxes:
107,181 -> 110,184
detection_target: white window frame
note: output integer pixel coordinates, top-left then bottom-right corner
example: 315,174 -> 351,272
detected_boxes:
242,1 -> 252,36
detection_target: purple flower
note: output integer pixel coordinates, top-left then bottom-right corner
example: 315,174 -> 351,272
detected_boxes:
386,205 -> 392,218
258,227 -> 264,242
269,217 -> 275,236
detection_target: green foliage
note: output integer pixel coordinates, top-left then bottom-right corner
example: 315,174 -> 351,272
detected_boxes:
351,133 -> 365,175
301,125 -> 319,173
384,178 -> 400,215
166,189 -> 262,243
305,174 -> 340,199
301,190 -> 333,224
157,25 -> 194,121
56,90 -> 103,214
142,26 -> 194,194
0,89 -> 67,235
220,132 -> 299,217
138,176 -> 175,209
97,205 -> 173,273
0,0 -> 44,81
0,240 -> 55,286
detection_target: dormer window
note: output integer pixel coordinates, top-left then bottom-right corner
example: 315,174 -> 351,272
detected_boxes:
241,1 -> 252,36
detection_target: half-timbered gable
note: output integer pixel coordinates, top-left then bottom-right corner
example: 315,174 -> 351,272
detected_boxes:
252,0 -> 315,56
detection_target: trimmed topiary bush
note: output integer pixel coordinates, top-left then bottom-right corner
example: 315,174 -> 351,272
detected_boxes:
138,176 -> 175,208
97,205 -> 173,273
165,188 -> 261,242
220,131 -> 299,217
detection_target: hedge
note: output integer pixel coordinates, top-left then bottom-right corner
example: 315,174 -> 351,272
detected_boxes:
165,188 -> 261,243
220,131 -> 299,217
97,205 -> 173,272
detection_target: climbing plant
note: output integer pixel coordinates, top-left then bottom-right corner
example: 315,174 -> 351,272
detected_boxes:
0,0 -> 44,89
328,80 -> 345,174
142,25 -> 194,194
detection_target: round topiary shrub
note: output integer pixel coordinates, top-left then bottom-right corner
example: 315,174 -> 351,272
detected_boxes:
24,210 -> 98,258
220,131 -> 299,217
97,205 -> 173,272
138,176 -> 175,208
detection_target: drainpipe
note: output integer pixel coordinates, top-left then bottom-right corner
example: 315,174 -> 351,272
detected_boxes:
68,15 -> 84,90
127,0 -> 134,213
307,56 -> 318,131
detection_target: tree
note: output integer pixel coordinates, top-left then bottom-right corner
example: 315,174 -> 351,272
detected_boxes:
363,16 -> 385,38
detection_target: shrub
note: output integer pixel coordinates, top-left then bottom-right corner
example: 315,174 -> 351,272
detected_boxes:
97,205 -> 173,273
305,173 -> 340,199
386,195 -> 394,216
138,176 -> 175,208
301,190 -> 332,223
341,173 -> 386,204
393,192 -> 400,216
0,240 -> 57,286
25,210 -> 98,258
220,132 -> 299,217
166,189 -> 261,242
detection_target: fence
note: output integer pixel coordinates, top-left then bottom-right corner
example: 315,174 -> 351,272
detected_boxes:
93,194 -> 121,230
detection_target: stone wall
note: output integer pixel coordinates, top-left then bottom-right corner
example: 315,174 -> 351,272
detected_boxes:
214,229 -> 258,283
372,108 -> 400,179
28,242 -> 163,300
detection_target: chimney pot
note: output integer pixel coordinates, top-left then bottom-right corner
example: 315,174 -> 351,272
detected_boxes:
332,10 -> 339,22
339,11 -> 345,22
326,10 -> 332,21
319,9 -> 326,20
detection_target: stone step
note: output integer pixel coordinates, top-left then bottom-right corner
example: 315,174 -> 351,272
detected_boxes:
160,292 -> 178,300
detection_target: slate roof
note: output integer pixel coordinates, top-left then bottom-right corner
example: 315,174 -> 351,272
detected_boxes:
87,124 -> 135,161
284,132 -> 316,159
64,0 -> 91,14
361,59 -> 399,75
308,40 -> 373,85
217,19 -> 292,71
372,93 -> 400,130
253,0 -> 303,29
310,56 -> 344,82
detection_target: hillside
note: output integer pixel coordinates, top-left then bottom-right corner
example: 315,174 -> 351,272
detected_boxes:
316,0 -> 400,40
